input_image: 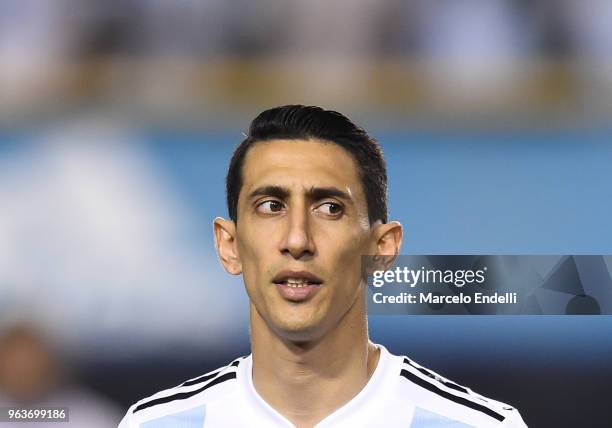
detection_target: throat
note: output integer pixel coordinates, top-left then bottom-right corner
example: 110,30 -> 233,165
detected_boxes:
251,341 -> 381,427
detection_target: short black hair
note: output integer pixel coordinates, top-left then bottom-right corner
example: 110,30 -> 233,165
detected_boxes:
226,105 -> 388,224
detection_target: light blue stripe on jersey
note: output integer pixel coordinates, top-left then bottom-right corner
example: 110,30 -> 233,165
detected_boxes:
410,407 -> 473,428
141,405 -> 206,428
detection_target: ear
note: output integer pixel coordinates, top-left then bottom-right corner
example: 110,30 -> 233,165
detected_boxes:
371,221 -> 403,270
213,217 -> 242,275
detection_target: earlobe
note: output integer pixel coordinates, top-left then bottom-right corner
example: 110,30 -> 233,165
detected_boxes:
213,217 -> 243,275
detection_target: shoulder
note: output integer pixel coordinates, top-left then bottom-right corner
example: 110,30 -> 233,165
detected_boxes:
389,351 -> 527,427
119,356 -> 247,428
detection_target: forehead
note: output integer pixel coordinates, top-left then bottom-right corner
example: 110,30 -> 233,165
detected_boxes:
240,139 -> 363,196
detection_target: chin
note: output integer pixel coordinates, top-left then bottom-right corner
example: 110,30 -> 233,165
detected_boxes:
272,316 -> 325,343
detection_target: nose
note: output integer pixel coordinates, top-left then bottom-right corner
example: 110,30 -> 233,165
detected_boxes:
280,205 -> 315,260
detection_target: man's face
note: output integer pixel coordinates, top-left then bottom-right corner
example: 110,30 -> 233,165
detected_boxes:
234,139 -> 375,341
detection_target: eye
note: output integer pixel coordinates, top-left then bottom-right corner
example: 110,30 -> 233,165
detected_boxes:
256,200 -> 284,214
314,202 -> 343,216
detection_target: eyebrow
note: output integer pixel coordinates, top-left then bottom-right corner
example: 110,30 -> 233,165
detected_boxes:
248,185 -> 290,201
247,185 -> 353,203
307,186 -> 352,202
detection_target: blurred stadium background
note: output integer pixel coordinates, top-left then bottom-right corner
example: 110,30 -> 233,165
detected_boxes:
1,1 -> 612,427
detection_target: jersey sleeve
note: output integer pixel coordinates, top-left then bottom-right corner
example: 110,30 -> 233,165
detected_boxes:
117,405 -> 135,428
498,407 -> 528,427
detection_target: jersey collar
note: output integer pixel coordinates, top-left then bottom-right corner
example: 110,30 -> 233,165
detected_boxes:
237,343 -> 394,428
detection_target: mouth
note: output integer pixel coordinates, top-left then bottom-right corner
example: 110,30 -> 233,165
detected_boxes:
272,270 -> 323,302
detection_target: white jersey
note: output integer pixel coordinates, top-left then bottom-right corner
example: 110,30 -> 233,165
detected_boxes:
119,345 -> 526,427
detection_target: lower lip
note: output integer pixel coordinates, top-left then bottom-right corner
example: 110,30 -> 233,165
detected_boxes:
275,283 -> 321,302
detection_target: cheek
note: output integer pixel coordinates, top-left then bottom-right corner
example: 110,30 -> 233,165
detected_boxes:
322,228 -> 370,276
237,228 -> 278,285
341,225 -> 370,254
237,223 -> 275,259
235,237 -> 261,288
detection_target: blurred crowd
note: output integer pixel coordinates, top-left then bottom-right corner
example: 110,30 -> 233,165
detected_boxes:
0,323 -> 122,426
2,0 -> 612,124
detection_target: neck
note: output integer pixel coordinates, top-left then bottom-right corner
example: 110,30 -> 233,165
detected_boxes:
250,296 -> 380,428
